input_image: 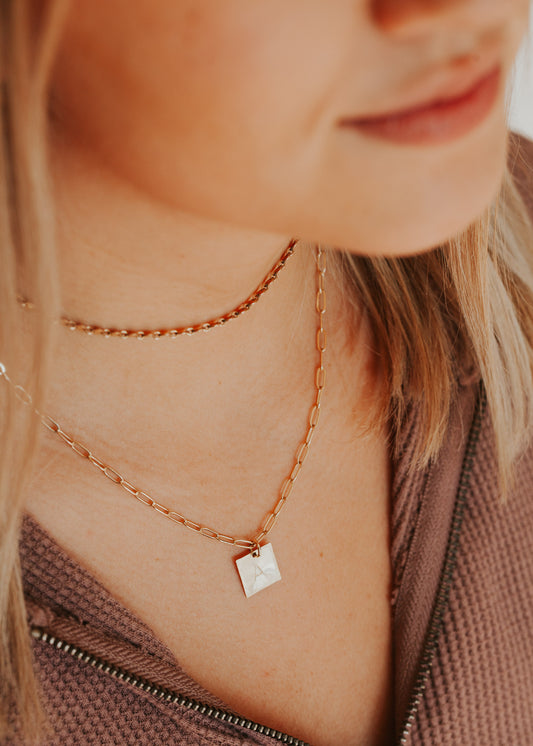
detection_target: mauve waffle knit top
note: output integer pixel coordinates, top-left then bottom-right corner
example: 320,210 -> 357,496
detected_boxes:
9,137 -> 533,745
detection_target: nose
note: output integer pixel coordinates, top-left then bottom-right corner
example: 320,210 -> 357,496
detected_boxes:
372,0 -> 510,38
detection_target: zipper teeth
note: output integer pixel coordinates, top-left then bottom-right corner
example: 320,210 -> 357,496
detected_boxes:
30,626 -> 309,746
396,386 -> 486,745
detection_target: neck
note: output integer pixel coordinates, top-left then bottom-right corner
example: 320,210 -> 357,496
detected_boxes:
39,136 -> 329,459
52,136 -> 305,332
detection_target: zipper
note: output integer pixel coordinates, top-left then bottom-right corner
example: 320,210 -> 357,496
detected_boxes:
395,385 -> 486,745
29,386 -> 485,746
29,626 -> 309,745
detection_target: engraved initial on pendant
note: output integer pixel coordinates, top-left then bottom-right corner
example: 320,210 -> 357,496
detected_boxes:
235,543 -> 281,598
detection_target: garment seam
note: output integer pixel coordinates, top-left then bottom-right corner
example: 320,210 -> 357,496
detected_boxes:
396,383 -> 486,745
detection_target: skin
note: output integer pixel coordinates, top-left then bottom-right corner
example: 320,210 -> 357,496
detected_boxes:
50,0 -> 526,258
24,1 -> 529,745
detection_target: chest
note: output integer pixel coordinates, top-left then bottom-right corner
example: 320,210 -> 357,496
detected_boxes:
27,417 -> 394,746
156,512 -> 394,746
26,322 -> 395,745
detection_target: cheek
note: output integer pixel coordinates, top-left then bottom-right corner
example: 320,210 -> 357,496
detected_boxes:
164,5 -> 345,154
53,0 -> 358,228
127,3 -> 354,211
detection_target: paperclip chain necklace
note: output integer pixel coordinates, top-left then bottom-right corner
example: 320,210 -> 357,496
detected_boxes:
18,237 -> 298,339
1,246 -> 326,597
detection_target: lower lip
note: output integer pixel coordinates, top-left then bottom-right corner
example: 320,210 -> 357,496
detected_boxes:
341,67 -> 501,146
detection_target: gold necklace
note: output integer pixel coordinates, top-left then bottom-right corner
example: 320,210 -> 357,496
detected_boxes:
18,237 -> 298,339
2,246 -> 327,597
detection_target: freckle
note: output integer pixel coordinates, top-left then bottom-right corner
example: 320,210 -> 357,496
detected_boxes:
319,552 -> 324,558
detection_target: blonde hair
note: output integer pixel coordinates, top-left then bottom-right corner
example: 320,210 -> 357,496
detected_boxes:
1,1 -> 533,742
1,0 -> 66,740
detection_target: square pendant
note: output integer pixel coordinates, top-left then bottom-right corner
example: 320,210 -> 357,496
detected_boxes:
235,543 -> 281,598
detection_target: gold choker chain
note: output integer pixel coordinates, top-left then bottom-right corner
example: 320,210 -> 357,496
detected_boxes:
18,237 -> 298,339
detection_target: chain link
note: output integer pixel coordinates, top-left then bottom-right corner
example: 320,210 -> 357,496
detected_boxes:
18,238 -> 298,339
2,246 -> 326,552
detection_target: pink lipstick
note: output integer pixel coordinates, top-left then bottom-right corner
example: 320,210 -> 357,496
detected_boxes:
340,66 -> 501,146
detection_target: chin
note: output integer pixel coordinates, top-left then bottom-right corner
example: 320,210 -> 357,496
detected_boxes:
297,180 -> 504,257
386,147 -> 508,255
301,122 -> 509,257
380,185 -> 504,256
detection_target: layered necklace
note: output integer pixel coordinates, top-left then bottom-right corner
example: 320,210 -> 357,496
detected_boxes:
3,239 -> 327,597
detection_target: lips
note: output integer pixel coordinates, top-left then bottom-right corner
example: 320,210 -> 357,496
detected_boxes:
339,62 -> 503,146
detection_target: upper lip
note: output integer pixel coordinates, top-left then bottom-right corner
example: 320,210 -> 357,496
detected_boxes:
339,50 -> 502,124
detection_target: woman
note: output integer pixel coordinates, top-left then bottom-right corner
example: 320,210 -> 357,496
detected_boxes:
1,1 -> 532,744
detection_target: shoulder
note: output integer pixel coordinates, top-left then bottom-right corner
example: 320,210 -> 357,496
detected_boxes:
508,131 -> 533,220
